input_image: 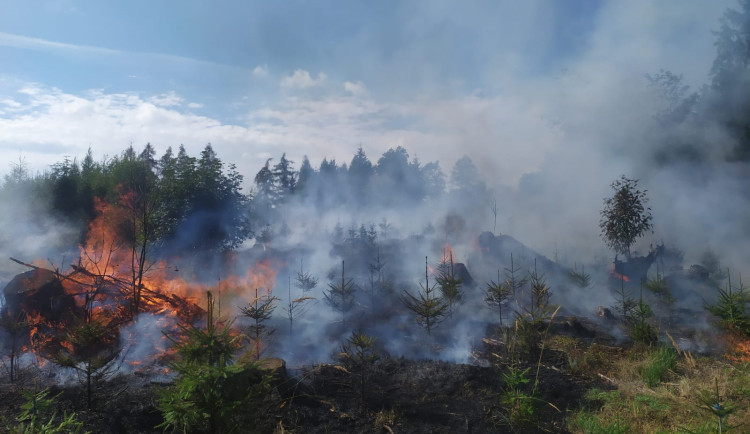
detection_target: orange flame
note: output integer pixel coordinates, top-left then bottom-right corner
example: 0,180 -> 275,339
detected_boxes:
610,268 -> 630,282
726,334 -> 750,363
14,192 -> 281,367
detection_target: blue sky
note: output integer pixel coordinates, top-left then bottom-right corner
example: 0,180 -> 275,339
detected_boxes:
0,0 -> 735,187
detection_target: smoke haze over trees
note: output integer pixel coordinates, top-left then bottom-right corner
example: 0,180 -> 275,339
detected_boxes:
3,1 -> 750,367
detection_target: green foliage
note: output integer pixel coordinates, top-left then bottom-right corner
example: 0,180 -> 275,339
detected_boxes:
599,175 -> 653,259
696,378 -> 739,433
706,273 -> 750,336
612,279 -> 636,321
617,283 -> 657,346
240,288 -> 278,360
339,331 -> 381,405
436,251 -> 463,317
285,272 -> 315,334
569,263 -> 592,289
640,346 -> 677,388
629,299 -> 658,347
401,257 -> 448,335
525,260 -> 551,323
504,253 -> 527,299
485,270 -> 512,326
569,411 -> 631,434
7,388 -> 88,434
323,261 -> 357,328
49,317 -> 120,408
158,292 -> 270,434
646,274 -> 675,305
499,366 -> 541,427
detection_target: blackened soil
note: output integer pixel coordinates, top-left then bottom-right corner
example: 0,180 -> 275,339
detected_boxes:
0,341 -> 609,433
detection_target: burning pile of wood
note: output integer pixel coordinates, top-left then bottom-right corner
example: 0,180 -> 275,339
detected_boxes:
2,257 -> 204,363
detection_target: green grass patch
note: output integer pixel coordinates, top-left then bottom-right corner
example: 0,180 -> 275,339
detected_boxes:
641,346 -> 677,388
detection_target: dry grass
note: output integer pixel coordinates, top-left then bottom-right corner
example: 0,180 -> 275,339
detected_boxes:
566,341 -> 750,433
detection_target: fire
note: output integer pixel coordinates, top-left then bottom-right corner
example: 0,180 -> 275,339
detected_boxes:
5,193 -> 280,371
442,243 -> 455,263
726,334 -> 750,364
610,268 -> 630,282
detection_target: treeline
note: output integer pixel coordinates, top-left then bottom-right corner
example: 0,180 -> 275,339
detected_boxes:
253,146 -> 487,224
0,143 -> 488,256
1,144 -> 249,254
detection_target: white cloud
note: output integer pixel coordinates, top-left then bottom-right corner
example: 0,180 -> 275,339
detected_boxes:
187,102 -> 203,109
149,91 -> 184,107
280,69 -> 327,89
252,64 -> 269,78
343,81 -> 366,96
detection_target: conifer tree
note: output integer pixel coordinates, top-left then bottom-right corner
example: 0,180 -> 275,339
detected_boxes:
401,257 -> 448,335
485,270 -> 512,326
504,253 -> 527,300
159,292 -> 270,433
436,250 -> 463,318
286,274 -> 315,335
324,261 -> 357,328
240,287 -> 278,360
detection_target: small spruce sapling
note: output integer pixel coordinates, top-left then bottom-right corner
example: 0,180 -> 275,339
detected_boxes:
324,261 -> 356,329
568,263 -> 591,289
50,316 -> 121,409
286,275 -> 315,335
401,257 -> 448,335
485,270 -> 512,326
505,253 -> 527,300
526,259 -> 551,323
436,250 -> 463,318
295,258 -> 318,293
240,287 -> 278,360
158,291 -> 270,434
629,283 -> 657,346
705,271 -> 750,336
338,331 -> 380,405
